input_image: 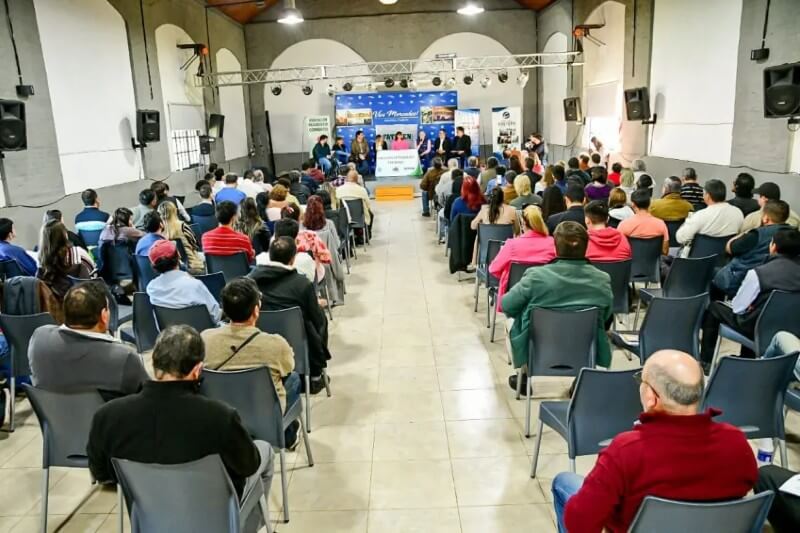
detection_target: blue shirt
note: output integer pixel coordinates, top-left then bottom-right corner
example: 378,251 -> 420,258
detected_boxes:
0,240 -> 38,276
450,198 -> 481,222
134,233 -> 164,256
215,187 -> 246,206
146,269 -> 221,323
74,207 -> 110,232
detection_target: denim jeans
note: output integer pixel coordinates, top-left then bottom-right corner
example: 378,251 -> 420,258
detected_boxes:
334,150 -> 349,165
318,157 -> 332,174
421,190 -> 430,215
552,472 -> 584,533
283,372 -> 301,444
355,159 -> 370,176
762,331 -> 800,380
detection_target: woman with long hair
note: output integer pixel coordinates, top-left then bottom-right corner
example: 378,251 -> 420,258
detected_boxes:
608,187 -> 634,222
391,131 -> 409,150
236,197 -> 271,255
303,195 -> 345,304
281,203 -> 331,281
449,176 -> 485,221
535,164 -> 556,195
585,167 -> 614,202
266,184 -> 290,221
509,155 -> 524,175
37,220 -> 92,303
99,207 -> 142,245
157,202 -> 204,274
619,168 -> 635,197
470,187 -> 520,235
489,205 -> 556,307
541,185 -> 567,221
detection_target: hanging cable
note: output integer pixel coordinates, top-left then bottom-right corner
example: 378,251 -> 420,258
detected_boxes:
761,0 -> 771,49
139,0 -> 154,100
3,0 -> 24,85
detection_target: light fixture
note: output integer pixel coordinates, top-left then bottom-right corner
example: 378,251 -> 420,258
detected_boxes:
399,79 -> 409,89
385,78 -> 395,88
302,84 -> 313,95
445,77 -> 457,88
432,76 -> 442,87
271,85 -> 282,96
517,71 -> 529,88
379,0 -> 398,4
366,81 -> 376,91
463,74 -> 474,85
457,2 -> 485,15
498,71 -> 508,83
408,79 -> 417,89
326,84 -> 336,96
342,82 -> 353,92
277,0 -> 303,24
480,75 -> 492,88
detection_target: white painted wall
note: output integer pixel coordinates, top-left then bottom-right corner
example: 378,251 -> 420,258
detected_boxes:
542,32 -> 569,146
216,48 -> 249,160
34,0 -> 140,193
649,0 -> 743,165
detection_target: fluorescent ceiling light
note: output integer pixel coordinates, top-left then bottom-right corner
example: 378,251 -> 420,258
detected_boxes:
457,3 -> 484,15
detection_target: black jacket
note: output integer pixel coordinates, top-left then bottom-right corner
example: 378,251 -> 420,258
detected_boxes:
448,213 -> 478,274
87,380 -> 259,497
190,202 -> 216,218
566,168 -> 591,186
248,265 -> 330,373
433,137 -> 452,160
289,182 -> 311,205
454,135 -> 471,157
546,205 -> 587,234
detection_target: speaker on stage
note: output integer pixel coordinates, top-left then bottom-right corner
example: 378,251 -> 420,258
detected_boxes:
0,100 -> 26,151
764,62 -> 800,118
208,113 -> 225,138
136,110 -> 160,144
563,97 -> 582,122
624,87 -> 651,121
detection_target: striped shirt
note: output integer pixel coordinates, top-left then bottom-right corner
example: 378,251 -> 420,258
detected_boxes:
680,182 -> 705,209
201,226 -> 255,263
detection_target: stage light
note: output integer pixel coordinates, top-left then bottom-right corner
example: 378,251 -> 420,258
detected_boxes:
408,79 -> 417,89
457,2 -> 484,15
271,85 -> 282,96
517,71 -> 529,88
463,74 -> 474,85
302,84 -> 313,95
366,81 -> 376,91
480,75 -> 492,88
277,0 -> 303,24
379,0 -> 398,4
342,82 -> 353,92
399,79 -> 409,89
445,77 -> 457,88
432,76 -> 442,87
385,78 -> 395,88
498,71 -> 508,83
326,84 -> 336,96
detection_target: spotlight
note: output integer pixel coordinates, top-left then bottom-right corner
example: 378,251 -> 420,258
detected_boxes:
399,79 -> 409,89
517,72 -> 529,88
271,85 -> 282,96
366,81 -> 376,91
463,74 -> 474,85
408,79 -> 417,89
326,84 -> 335,96
445,77 -> 457,88
479,75 -> 492,88
379,0 -> 398,4
385,78 -> 395,88
498,71 -> 508,83
432,76 -> 442,87
342,82 -> 353,92
457,2 -> 485,16
277,0 -> 303,24
302,84 -> 313,95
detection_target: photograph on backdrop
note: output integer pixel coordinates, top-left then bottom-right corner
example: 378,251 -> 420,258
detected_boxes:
336,108 -> 373,126
421,105 -> 456,124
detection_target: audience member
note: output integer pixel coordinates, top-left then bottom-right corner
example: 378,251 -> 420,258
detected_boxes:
619,189 -> 671,254
756,465 -> 800,533
607,162 -> 622,186
650,176 -> 693,222
281,204 -> 332,282
635,173 -> 654,193
99,207 -> 142,246
500,171 -> 519,204
740,182 -> 800,233
590,153 -> 602,168
728,173 -> 760,216
337,170 -> 373,228
266,184 -> 290,222
44,209 -> 87,251
479,157 -> 499,193
680,167 -> 705,210
435,158 -> 461,200
158,201 -> 204,275
37,220 -> 92,302
449,176 -> 485,221
675,179 -> 744,255
287,170 -> 311,205
509,174 -> 541,208
632,159 -> 648,183
546,183 -> 586,234
535,164 -> 556,195
132,189 -> 157,230
264,218 -> 316,283
509,155 -> 524,176
485,165 -> 507,195
552,164 -> 568,193
420,157 -> 446,217
212,167 -> 225,193
554,350 -> 757,533
134,211 -> 165,257
299,165 -> 320,193
238,169 -> 262,199
235,197 -> 271,255
585,167 -> 613,202
608,188 -> 634,222
619,168 -> 635,196
541,185 -> 567,221
566,157 -> 590,186
202,201 -> 256,263
579,154 -> 591,172
303,195 -> 345,304
584,200 -> 631,261
151,182 -> 190,222
0,217 -> 38,275
192,183 -> 216,217
74,189 -> 110,232
215,173 -> 247,206
464,156 -> 481,179
471,188 -> 520,235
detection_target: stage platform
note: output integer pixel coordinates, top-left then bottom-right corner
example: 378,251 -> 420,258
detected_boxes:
365,176 -> 421,200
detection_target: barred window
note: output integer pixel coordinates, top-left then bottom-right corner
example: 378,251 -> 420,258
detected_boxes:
171,129 -> 202,171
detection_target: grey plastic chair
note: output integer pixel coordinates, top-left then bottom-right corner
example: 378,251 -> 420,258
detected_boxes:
665,219 -> 684,248
491,262 -> 543,353
153,304 -> 216,333
206,252 -> 251,282
690,233 -> 735,267
473,224 -> 514,315
0,312 -> 57,431
201,367 -> 314,523
610,293 -> 707,363
337,204 -> 356,263
0,258 -> 25,279
195,272 -> 226,303
520,307 -> 599,437
343,199 -> 369,252
637,255 -> 716,327
24,385 -> 106,533
132,292 -> 159,354
112,454 -> 269,533
786,385 -> 800,413
629,491 -> 774,533
103,242 -> 135,284
592,260 -> 632,317
133,255 -> 158,292
628,236 -> 663,284
702,353 -> 799,468
530,368 -> 641,477
716,290 -> 800,361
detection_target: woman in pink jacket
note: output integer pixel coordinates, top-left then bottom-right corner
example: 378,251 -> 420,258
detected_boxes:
489,205 -> 556,310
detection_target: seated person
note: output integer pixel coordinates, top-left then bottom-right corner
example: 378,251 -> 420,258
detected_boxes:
202,201 -> 256,263
608,188 -> 634,222
37,220 -> 93,304
132,189 -> 157,230
728,172 -> 760,216
259,218 -> 316,283
509,174 -> 541,209
44,209 -> 88,251
449,176 -> 485,222
337,170 -> 373,228
618,189 -> 670,255
29,281 -> 148,399
554,350 -> 758,533
650,176 -> 693,222
214,172 -> 247,206
288,170 -> 311,205
740,182 -> 800,234
134,211 -> 165,257
202,278 -> 300,448
546,183 -> 586,234
700,228 -> 800,370
757,465 -> 800,533
471,187 -> 520,235
420,157 -> 447,217
87,325 -> 275,523
145,240 -> 221,323
501,171 -> 519,204
281,204 -> 331,282
584,167 -> 613,202
0,217 -> 38,276
584,200 -> 631,262
190,183 -> 216,218
74,188 -> 111,232
502,221 -> 612,389
675,179 -> 744,256
249,237 -> 330,394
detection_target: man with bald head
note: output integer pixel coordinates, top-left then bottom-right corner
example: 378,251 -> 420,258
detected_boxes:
553,350 -> 758,533
336,168 -> 373,231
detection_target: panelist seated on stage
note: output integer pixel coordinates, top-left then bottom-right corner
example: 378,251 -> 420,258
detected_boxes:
391,131 -> 410,150
433,129 -> 452,162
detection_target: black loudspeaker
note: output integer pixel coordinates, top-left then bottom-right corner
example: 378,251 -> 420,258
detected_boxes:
0,100 -> 26,151
563,97 -> 582,122
136,110 -> 160,143
624,87 -> 651,121
208,113 -> 225,138
763,62 -> 800,118
199,135 -> 212,155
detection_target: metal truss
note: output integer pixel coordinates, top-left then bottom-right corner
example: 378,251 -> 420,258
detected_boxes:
195,52 -> 582,88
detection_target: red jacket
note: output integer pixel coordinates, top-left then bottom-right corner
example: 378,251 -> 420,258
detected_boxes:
201,226 -> 255,263
586,227 -> 631,262
564,409 -> 758,533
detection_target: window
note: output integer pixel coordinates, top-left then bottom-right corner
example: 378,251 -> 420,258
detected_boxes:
170,129 -> 202,171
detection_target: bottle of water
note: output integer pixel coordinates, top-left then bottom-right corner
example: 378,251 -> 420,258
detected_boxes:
756,438 -> 774,467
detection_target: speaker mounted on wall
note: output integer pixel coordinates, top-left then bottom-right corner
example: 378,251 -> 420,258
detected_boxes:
0,100 -> 27,152
134,110 -> 160,148
624,87 -> 656,124
763,62 -> 800,118
563,97 -> 582,123
208,113 -> 225,139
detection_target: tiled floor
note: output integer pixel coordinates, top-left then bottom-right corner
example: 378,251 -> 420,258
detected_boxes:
1,199 -> 799,532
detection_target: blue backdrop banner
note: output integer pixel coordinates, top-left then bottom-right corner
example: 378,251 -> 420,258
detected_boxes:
334,90 -> 458,150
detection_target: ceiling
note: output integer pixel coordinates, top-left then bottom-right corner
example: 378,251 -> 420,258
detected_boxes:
206,1 -> 555,25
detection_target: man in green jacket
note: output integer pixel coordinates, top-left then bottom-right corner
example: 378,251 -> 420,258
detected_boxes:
502,221 -> 613,390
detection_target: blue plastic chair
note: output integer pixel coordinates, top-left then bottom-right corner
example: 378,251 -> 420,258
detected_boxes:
195,272 -> 226,302
78,229 -> 102,248
133,255 -> 158,292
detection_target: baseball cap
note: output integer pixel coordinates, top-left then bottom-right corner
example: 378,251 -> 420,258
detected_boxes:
148,239 -> 177,265
754,182 -> 780,200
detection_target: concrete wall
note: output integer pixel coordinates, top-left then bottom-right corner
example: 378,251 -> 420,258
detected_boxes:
0,0 -> 250,247
245,0 -> 539,172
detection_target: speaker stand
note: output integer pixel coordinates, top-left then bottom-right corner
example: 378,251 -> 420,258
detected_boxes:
0,152 -> 10,208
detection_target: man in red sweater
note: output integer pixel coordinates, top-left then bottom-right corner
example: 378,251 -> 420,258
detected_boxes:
201,200 -> 255,263
584,200 -> 631,262
553,349 -> 757,533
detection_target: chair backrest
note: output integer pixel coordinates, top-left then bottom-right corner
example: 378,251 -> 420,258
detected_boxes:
690,233 -> 735,267
205,252 -> 250,282
702,353 -> 799,439
105,242 -> 135,282
0,312 -> 57,377
257,307 -> 309,375
172,239 -> 189,265
568,368 -> 642,457
662,255 -> 717,297
133,255 -> 158,292
638,293 -> 708,362
153,304 -> 216,333
113,455 -> 240,533
195,272 -> 226,302
476,224 -> 514,266
200,367 -> 285,447
628,237 -> 663,283
629,491 -> 774,533
344,198 -> 366,227
591,260 -> 632,315
507,262 -> 540,292
24,385 -> 105,468
754,291 -> 800,356
608,217 -> 621,229
528,307 -> 598,377
192,214 -> 218,236
132,292 -> 159,353
78,229 -> 102,247
665,219 -> 684,248
0,258 -> 24,279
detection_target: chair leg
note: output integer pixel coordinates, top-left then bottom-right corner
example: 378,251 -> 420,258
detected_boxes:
525,376 -> 532,438
530,419 -> 544,478
305,376 -> 312,433
41,467 -> 49,533
710,335 -> 722,373
633,296 -> 642,331
322,369 -> 332,398
259,493 -> 272,533
486,290 -> 492,327
569,458 -> 576,473
515,367 -> 523,400
300,418 -> 314,467
779,439 -> 788,469
117,484 -> 124,533
490,305 -> 498,343
473,276 -> 480,312
279,449 -> 289,523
